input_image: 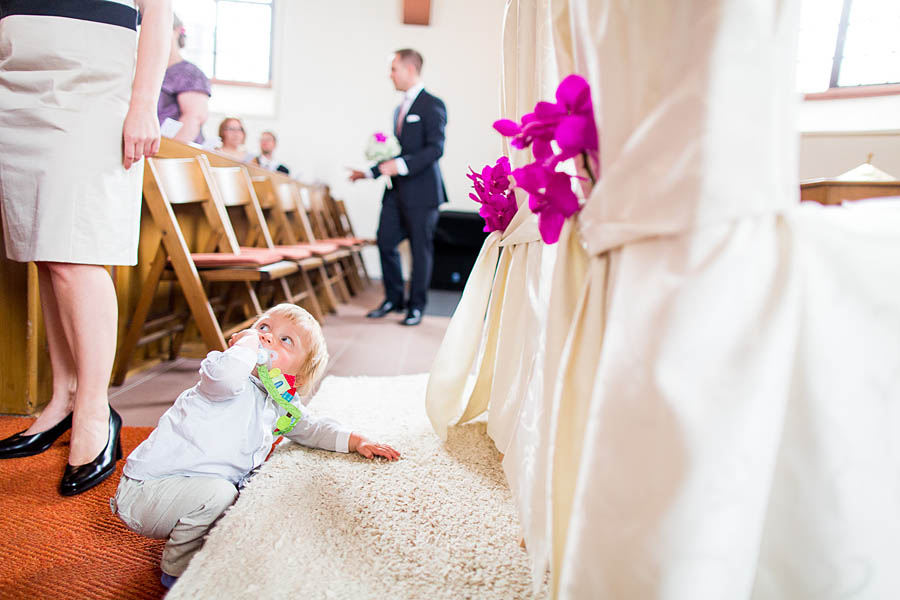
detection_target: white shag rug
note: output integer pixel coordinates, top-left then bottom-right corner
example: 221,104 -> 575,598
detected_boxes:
168,374 -> 548,600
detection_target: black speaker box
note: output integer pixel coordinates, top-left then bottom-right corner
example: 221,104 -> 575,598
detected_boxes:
430,210 -> 489,290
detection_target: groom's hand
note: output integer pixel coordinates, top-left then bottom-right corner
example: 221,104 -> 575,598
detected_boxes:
378,160 -> 399,176
347,168 -> 367,182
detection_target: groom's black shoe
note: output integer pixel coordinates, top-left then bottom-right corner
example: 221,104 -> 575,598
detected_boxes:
401,308 -> 423,326
366,300 -> 405,319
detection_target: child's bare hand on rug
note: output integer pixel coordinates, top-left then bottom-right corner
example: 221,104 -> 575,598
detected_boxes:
349,433 -> 400,460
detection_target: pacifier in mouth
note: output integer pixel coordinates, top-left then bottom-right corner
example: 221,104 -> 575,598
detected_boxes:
256,348 -> 279,369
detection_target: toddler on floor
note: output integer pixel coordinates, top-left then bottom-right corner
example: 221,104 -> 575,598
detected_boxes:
110,303 -> 399,588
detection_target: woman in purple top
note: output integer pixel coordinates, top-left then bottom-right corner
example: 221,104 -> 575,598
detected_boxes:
158,14 -> 210,144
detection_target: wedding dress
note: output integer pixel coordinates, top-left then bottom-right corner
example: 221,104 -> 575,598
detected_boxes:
549,0 -> 900,597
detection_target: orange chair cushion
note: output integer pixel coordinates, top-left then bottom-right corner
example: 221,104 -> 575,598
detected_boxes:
294,242 -> 340,255
320,237 -> 361,248
274,245 -> 314,260
189,247 -> 284,267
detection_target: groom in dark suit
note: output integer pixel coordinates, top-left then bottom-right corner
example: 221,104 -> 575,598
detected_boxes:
349,49 -> 447,326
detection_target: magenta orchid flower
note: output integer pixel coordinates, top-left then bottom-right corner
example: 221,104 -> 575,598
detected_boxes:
491,74 -> 598,244
552,75 -> 598,162
511,162 -> 579,244
374,132 -> 388,143
468,156 -> 518,233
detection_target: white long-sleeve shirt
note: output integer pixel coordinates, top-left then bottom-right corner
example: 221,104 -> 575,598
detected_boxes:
124,345 -> 351,487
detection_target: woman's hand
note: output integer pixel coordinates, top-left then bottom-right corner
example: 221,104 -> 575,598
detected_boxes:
349,433 -> 400,461
122,105 -> 161,170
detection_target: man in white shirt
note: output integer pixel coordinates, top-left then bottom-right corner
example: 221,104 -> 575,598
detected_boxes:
253,130 -> 290,174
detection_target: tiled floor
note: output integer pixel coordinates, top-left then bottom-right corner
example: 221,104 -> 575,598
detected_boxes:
109,285 -> 458,427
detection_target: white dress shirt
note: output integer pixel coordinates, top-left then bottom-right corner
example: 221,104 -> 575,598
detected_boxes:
124,345 -> 351,487
367,82 -> 425,178
256,154 -> 280,171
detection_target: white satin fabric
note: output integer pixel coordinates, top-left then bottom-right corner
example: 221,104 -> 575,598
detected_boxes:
425,4 -> 574,585
550,1 -> 900,598
425,0 -> 567,444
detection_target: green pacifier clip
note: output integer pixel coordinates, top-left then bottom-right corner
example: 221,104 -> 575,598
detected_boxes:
257,360 -> 303,435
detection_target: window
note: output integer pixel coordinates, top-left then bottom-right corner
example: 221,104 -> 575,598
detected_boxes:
797,0 -> 900,94
173,0 -> 274,86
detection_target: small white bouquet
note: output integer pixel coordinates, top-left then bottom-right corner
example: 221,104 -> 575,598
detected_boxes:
365,131 -> 401,162
365,132 -> 401,188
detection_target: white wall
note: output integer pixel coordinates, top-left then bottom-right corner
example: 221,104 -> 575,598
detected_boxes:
201,0 -> 507,275
199,2 -> 900,253
797,95 -> 900,180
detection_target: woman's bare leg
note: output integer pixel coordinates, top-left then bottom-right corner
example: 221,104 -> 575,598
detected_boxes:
22,264 -> 78,435
43,262 -> 118,466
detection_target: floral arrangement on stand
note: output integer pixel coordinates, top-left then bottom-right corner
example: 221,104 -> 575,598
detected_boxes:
468,75 -> 598,243
365,132 -> 401,188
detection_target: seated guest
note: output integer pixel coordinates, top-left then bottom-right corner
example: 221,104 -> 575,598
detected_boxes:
216,116 -> 254,162
253,130 -> 290,174
158,14 -> 210,144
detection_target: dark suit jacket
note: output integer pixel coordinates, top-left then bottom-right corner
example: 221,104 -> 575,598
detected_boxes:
371,89 -> 447,207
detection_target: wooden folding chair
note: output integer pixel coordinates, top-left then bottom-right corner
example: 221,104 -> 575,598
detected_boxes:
112,155 -> 300,385
269,180 -> 356,301
320,187 -> 373,286
250,175 -> 351,312
205,164 -> 330,320
298,184 -> 368,294
324,187 -> 375,244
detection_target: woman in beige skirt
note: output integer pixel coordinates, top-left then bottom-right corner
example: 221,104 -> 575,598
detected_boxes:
0,0 -> 172,496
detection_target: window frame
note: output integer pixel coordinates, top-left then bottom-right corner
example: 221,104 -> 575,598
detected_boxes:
803,0 -> 900,100
184,0 -> 275,88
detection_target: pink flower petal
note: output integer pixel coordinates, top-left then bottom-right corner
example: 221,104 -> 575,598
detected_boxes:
555,115 -> 598,153
532,139 -> 554,161
538,210 -> 565,244
546,173 -> 580,216
493,119 -> 521,136
534,101 -> 566,119
512,163 -> 550,194
555,74 -> 591,111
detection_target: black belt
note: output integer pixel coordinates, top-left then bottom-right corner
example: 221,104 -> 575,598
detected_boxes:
0,0 -> 138,31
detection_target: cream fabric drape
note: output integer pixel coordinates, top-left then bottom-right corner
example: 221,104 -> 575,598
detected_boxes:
425,0 -> 569,443
546,1 -> 900,598
425,4 -> 576,586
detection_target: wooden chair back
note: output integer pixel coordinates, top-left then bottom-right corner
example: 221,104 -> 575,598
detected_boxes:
278,182 -> 324,245
113,156 -> 301,385
321,186 -> 352,237
147,156 -> 242,254
252,176 -> 298,246
299,184 -> 336,240
207,165 -> 276,250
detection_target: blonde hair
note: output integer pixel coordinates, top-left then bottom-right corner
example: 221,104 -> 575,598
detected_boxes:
262,303 -> 328,397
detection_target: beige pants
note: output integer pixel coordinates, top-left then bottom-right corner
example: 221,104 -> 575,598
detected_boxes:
111,475 -> 238,576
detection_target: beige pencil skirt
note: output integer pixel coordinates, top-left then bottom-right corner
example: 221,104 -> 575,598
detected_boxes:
0,14 -> 142,266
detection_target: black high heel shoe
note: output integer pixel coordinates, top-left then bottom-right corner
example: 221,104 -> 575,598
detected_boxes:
59,408 -> 123,497
0,412 -> 73,459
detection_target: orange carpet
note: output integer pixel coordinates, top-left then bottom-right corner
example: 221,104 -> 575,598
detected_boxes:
0,417 -> 166,599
